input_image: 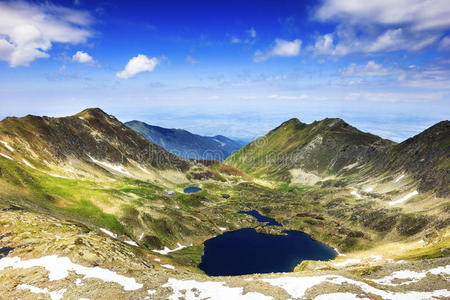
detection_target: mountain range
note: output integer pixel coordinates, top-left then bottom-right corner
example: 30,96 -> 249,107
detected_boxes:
226,117 -> 449,197
0,108 -> 448,299
126,120 -> 246,161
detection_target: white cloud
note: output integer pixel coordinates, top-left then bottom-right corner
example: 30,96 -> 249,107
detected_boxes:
341,61 -> 391,76
231,37 -> 242,44
312,0 -> 449,56
0,1 -> 93,67
230,28 -> 256,44
116,54 -> 160,79
254,39 -> 301,62
247,27 -> 257,38
316,0 -> 450,31
186,55 -> 197,65
269,94 -> 308,100
439,36 -> 450,51
72,51 -> 95,65
238,95 -> 257,100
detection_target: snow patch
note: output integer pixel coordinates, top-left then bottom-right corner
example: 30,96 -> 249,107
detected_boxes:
147,289 -> 156,295
17,284 -> 66,300
161,264 -> 176,270
314,292 -> 369,300
368,255 -> 383,262
163,278 -> 273,300
334,248 -> 346,257
263,274 -> 450,299
137,165 -> 151,174
0,140 -> 14,152
75,278 -> 84,286
1,255 -> 142,291
154,258 -> 161,262
100,228 -> 118,239
364,187 -> 373,193
139,233 -> 145,241
394,174 -> 405,183
22,159 -> 35,168
152,243 -> 187,255
389,190 -> 418,206
371,265 -> 450,286
333,259 -> 360,267
88,155 -> 132,176
0,153 -> 13,160
65,168 -> 74,173
219,227 -> 227,231
124,240 -> 139,247
49,174 -> 71,179
350,190 -> 361,199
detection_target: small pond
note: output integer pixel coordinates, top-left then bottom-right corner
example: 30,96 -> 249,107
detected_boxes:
199,211 -> 336,276
184,186 -> 202,193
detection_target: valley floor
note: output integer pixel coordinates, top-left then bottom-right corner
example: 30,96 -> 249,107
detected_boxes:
0,209 -> 449,300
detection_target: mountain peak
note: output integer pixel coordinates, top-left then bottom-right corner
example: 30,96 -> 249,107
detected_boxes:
76,108 -> 110,119
274,118 -> 305,130
284,118 -> 303,125
320,117 -> 349,128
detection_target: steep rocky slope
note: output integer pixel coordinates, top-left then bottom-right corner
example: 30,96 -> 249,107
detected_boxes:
226,118 -> 449,196
384,121 -> 449,197
0,108 -> 189,171
126,120 -> 245,161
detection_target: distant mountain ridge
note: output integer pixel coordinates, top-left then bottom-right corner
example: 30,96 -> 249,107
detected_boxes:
125,120 -> 246,161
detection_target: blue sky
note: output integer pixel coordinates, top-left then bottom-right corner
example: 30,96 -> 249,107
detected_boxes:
0,0 -> 449,142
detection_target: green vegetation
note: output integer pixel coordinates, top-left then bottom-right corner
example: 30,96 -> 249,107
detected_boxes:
169,245 -> 205,271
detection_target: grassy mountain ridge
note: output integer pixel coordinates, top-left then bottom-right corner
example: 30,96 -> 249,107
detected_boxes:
126,120 -> 246,161
226,117 -> 394,181
226,117 -> 449,196
0,108 -> 189,171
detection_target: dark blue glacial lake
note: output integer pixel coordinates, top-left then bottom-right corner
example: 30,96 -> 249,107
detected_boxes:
199,228 -> 336,276
184,186 -> 202,193
238,210 -> 282,226
200,210 -> 336,276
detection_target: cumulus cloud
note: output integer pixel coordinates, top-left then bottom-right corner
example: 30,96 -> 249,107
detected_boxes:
116,54 -> 160,79
311,0 -> 449,56
0,1 -> 93,67
72,51 -> 95,65
254,39 -> 301,62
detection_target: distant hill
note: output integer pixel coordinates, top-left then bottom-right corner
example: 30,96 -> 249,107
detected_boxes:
126,120 -> 246,161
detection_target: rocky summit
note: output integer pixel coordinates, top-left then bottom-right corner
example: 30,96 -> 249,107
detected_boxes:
0,109 -> 449,299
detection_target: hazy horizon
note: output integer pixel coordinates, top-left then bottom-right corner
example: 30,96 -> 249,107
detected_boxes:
1,0 -> 449,142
